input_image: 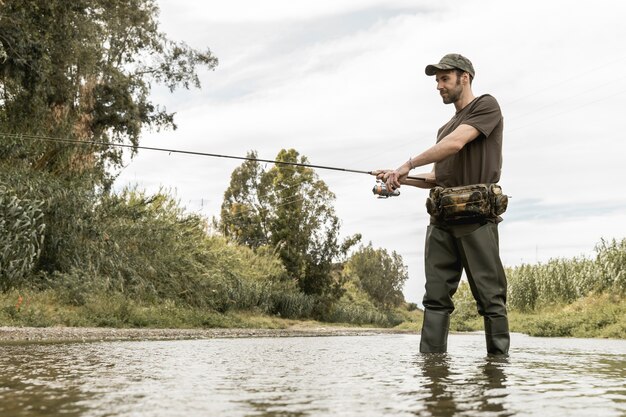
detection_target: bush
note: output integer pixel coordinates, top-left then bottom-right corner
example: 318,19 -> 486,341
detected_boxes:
0,184 -> 45,289
450,281 -> 481,331
0,163 -> 404,327
508,294 -> 625,338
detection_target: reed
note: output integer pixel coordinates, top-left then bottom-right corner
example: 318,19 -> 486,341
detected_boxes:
507,238 -> 626,311
450,238 -> 626,337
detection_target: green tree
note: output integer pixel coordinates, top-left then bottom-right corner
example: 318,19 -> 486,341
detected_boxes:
0,0 -> 217,282
220,149 -> 360,296
0,0 -> 217,185
219,151 -> 270,248
345,243 -> 408,308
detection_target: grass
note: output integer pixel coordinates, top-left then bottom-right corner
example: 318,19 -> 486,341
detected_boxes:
443,290 -> 625,338
1,289 -> 287,329
507,293 -> 626,338
2,288 -> 624,339
0,288 -> 408,330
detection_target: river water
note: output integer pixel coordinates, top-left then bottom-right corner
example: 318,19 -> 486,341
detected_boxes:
1,332 -> 624,417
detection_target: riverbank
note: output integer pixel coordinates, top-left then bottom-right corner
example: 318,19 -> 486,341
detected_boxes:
2,289 -> 623,341
0,324 -> 415,344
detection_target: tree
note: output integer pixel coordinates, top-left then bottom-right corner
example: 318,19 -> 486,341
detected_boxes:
345,243 -> 408,308
220,149 -> 360,296
0,0 -> 217,282
0,0 -> 217,185
219,151 -> 270,248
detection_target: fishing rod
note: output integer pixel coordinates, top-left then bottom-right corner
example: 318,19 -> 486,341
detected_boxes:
8,133 -> 427,198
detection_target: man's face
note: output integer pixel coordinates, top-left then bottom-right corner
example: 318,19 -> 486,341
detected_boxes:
435,70 -> 463,104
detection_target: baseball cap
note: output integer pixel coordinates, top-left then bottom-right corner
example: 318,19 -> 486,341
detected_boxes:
425,53 -> 475,78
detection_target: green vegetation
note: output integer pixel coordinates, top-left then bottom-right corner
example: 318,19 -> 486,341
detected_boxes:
219,149 -> 361,297
0,2 -> 410,329
0,2 -> 623,338
449,238 -> 626,338
0,0 -> 217,186
1,159 -> 412,328
344,243 -> 408,309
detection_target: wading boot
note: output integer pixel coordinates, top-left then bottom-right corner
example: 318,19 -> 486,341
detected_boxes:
484,316 -> 510,356
420,309 -> 450,353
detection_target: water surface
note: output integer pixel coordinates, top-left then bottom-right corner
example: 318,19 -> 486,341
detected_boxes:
1,333 -> 624,416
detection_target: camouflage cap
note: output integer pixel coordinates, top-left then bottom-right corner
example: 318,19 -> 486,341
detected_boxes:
425,53 -> 475,78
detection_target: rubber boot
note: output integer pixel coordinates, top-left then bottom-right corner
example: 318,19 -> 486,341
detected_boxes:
420,309 -> 450,353
484,316 -> 510,356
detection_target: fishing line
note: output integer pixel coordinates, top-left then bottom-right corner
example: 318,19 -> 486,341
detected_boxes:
2,132 -> 426,182
3,132 -> 349,212
4,133 -> 371,175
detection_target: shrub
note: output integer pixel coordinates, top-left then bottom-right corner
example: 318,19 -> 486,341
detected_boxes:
0,185 -> 45,289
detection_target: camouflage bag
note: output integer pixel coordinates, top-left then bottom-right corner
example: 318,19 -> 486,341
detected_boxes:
426,184 -> 508,223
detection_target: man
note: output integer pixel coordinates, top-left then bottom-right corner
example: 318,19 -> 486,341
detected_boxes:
376,53 -> 509,355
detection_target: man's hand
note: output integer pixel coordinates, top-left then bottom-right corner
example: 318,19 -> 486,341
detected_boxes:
372,167 -> 409,191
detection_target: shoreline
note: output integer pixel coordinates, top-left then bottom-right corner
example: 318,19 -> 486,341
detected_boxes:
0,325 -> 417,344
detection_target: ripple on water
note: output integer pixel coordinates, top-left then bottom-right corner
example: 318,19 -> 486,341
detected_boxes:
0,333 -> 624,417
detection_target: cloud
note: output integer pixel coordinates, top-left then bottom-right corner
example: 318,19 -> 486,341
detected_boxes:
159,0 -> 437,24
117,0 -> 626,303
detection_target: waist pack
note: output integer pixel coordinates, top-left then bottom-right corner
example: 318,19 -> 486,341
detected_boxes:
426,184 -> 508,223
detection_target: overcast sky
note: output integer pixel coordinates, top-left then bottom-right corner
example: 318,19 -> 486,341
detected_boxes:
116,0 -> 626,303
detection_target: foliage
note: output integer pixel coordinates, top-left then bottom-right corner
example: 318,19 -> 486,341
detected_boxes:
324,278 -> 405,326
0,165 -> 293,313
0,184 -> 45,288
449,281 -> 481,331
219,149 -> 360,296
0,162 -> 393,326
507,294 -> 626,338
445,238 -> 626,337
507,238 -> 626,311
344,243 -> 408,308
0,162 -> 109,278
0,0 -> 217,185
0,3 -> 408,328
73,188 -> 291,309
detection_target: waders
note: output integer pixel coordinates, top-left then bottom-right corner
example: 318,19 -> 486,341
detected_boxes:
420,221 -> 509,355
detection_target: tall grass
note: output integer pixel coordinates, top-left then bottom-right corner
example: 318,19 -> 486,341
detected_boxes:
0,185 -> 45,289
1,167 -> 400,327
452,238 -> 626,314
507,238 -> 626,311
449,238 -> 626,337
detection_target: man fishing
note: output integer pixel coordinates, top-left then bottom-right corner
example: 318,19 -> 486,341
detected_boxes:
375,53 -> 509,355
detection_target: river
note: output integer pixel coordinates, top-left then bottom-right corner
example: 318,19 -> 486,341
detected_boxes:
1,332 -> 624,416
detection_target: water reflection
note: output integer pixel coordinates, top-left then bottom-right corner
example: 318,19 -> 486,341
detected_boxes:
414,353 -> 512,417
417,354 -> 457,416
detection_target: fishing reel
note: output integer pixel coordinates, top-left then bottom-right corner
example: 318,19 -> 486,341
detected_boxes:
372,180 -> 400,198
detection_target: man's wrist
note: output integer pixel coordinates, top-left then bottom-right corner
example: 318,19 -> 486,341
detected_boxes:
397,162 -> 411,175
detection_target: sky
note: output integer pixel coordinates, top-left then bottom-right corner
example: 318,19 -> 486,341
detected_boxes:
116,0 -> 626,303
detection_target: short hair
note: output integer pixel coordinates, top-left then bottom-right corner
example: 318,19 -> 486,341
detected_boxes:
455,69 -> 473,85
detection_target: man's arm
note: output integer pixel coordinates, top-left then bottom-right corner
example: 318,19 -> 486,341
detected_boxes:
401,169 -> 436,189
383,123 -> 481,189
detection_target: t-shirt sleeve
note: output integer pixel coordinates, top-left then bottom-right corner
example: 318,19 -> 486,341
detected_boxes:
463,95 -> 502,137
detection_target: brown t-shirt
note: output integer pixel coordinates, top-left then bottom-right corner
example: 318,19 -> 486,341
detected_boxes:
434,94 -> 503,188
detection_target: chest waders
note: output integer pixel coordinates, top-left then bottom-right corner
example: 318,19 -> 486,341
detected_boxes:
419,221 -> 510,355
